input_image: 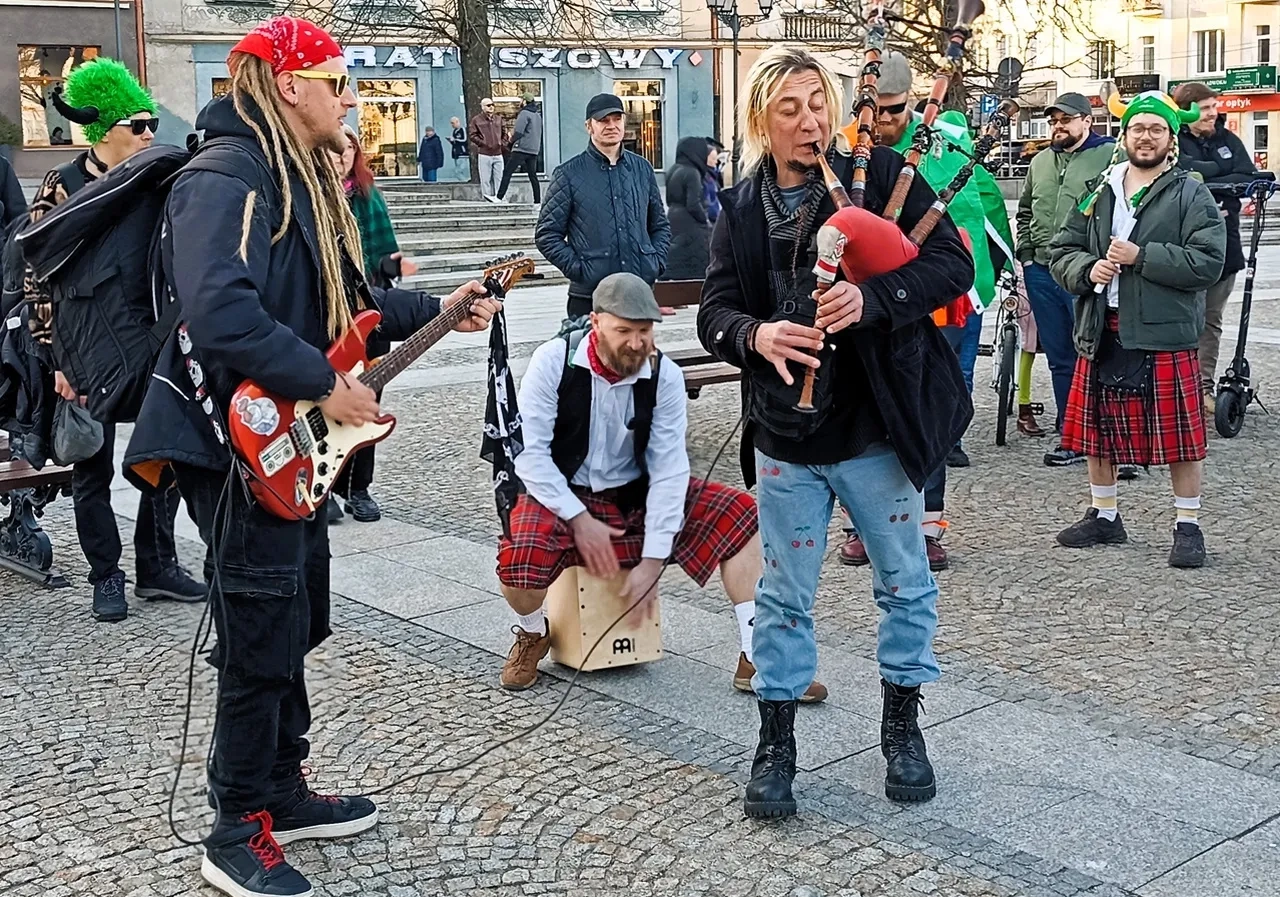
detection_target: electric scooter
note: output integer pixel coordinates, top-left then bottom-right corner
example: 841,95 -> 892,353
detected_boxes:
1208,172 -> 1277,438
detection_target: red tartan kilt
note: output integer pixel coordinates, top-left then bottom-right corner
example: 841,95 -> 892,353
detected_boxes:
1062,329 -> 1207,466
496,479 -> 759,592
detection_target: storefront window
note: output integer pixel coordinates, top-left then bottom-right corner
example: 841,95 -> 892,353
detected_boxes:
356,79 -> 418,177
18,45 -> 99,148
492,79 -> 545,174
614,79 -> 663,169
1253,111 -> 1269,169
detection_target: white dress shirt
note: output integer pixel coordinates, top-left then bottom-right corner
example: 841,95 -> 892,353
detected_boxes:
514,335 -> 691,560
1107,161 -> 1136,310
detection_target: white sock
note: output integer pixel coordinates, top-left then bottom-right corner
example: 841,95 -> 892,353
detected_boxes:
514,607 -> 546,636
922,511 -> 945,540
1175,495 -> 1201,528
734,601 -> 755,662
1091,484 -> 1118,521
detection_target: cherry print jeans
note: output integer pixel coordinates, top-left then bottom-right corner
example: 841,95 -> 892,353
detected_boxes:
752,443 -> 940,701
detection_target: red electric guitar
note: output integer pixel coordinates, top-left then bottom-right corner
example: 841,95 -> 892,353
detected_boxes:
229,255 -> 534,520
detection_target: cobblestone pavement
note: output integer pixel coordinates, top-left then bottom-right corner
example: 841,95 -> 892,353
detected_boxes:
4,251 -> 1280,896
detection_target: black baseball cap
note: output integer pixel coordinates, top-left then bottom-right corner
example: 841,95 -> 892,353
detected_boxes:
585,93 -> 625,121
1047,92 -> 1093,118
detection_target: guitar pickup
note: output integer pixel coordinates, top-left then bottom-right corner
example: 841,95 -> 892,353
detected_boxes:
289,418 -> 316,455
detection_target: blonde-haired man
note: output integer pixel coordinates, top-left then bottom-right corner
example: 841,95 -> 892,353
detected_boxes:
697,46 -> 974,816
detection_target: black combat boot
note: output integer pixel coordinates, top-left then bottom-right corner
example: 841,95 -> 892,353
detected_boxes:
881,680 -> 936,802
744,699 -> 798,818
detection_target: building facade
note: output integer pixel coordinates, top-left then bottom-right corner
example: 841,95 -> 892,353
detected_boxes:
0,0 -> 143,179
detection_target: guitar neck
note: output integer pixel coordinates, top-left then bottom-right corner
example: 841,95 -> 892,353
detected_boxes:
358,297 -> 473,392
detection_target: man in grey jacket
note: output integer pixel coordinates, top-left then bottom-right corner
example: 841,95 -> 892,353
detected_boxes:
495,94 -> 542,205
535,93 -> 671,318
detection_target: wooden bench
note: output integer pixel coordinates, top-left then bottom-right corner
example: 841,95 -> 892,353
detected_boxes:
0,432 -> 73,588
653,279 -> 742,399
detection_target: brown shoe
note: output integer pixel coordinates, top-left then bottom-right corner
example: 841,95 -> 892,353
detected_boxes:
1017,404 -> 1046,437
500,625 -> 551,690
924,536 -> 949,572
733,653 -> 828,704
839,533 -> 870,566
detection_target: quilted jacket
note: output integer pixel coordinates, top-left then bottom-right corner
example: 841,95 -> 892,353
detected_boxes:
535,143 -> 671,300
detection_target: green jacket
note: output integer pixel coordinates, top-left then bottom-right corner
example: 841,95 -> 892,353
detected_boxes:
1048,165 -> 1226,357
1016,137 -> 1117,266
888,111 -> 1013,309
347,185 -> 400,283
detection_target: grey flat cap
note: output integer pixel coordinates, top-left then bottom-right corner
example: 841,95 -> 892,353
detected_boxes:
878,51 -> 913,97
593,273 -> 662,322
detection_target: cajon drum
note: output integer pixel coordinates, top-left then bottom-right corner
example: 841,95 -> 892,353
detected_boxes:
545,566 -> 663,671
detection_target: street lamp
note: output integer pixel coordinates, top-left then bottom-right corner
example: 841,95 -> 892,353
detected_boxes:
707,0 -> 774,182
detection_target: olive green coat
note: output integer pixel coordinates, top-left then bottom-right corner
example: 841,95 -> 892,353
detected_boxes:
1015,140 -> 1117,266
1048,165 -> 1226,358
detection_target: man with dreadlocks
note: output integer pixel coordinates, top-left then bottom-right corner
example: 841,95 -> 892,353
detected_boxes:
124,17 -> 501,897
1049,91 -> 1226,569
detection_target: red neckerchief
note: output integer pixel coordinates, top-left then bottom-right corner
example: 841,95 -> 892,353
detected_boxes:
586,331 -> 623,384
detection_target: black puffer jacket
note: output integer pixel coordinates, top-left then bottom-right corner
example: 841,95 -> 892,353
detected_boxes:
662,136 -> 712,281
1178,116 -> 1258,275
124,94 -> 443,479
535,143 -> 671,300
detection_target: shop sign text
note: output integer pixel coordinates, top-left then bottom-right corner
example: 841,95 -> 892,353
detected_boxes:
343,46 -> 686,70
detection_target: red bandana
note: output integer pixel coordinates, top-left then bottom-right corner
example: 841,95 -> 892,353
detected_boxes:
229,16 -> 342,76
586,331 -> 623,384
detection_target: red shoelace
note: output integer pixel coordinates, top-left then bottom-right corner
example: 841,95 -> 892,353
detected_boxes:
300,765 -> 341,804
243,810 -> 285,871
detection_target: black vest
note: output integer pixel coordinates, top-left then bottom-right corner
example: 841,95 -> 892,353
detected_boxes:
548,330 -> 663,486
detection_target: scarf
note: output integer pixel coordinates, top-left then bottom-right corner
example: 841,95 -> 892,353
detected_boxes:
586,331 -> 622,384
481,307 -> 524,537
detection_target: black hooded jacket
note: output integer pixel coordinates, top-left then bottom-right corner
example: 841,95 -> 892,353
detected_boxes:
662,136 -> 712,280
125,94 -> 443,480
1178,116 -> 1258,275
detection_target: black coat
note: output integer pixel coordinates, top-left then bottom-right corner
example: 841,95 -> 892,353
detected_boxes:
418,133 -> 444,170
535,143 -> 672,299
125,94 -> 443,478
663,136 -> 712,280
696,147 -> 974,490
1177,117 -> 1258,275
0,154 -> 26,229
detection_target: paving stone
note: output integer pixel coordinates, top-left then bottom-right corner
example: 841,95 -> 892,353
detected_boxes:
330,552 -> 494,618
372,533 -> 503,595
1138,818 -> 1280,897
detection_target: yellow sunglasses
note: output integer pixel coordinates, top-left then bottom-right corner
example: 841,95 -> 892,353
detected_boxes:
292,70 -> 351,96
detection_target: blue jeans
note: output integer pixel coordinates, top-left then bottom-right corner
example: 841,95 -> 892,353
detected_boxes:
945,310 -> 982,394
1023,262 -> 1077,430
754,444 -> 941,700
421,167 -> 438,182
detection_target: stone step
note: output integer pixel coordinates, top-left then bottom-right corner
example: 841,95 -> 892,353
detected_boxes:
398,231 -> 535,254
403,266 -> 566,293
389,213 -> 539,234
403,248 -> 549,273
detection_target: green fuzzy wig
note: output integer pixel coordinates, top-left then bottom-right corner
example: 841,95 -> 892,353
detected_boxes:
63,58 -> 156,146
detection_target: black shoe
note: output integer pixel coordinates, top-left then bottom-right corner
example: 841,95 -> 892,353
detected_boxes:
92,571 -> 128,622
344,489 -> 382,523
1056,508 -> 1129,548
1044,445 -> 1086,467
744,699 -> 798,818
202,811 -> 313,897
1117,464 -> 1140,481
135,565 -> 207,602
1169,522 -> 1206,569
269,773 -> 379,845
881,680 -> 936,802
945,446 -> 970,468
325,498 -> 343,525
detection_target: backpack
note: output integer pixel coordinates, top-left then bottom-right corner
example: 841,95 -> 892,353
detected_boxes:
15,137 -> 272,423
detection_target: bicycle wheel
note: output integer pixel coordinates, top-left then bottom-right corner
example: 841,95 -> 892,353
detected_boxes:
995,323 -> 1017,446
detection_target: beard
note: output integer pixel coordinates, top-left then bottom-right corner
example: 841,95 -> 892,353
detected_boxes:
786,158 -> 817,175
1128,149 -> 1169,170
599,342 -> 649,377
1050,131 -> 1077,149
318,129 -> 348,156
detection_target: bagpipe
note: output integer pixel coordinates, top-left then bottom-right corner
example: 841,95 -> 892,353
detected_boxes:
797,0 -> 1011,412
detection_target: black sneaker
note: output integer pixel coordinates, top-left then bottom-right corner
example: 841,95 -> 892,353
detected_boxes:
202,811 -> 313,897
945,446 -> 970,468
325,498 -> 343,524
1044,445 -> 1087,467
343,489 -> 382,523
270,773 -> 378,845
1056,508 -> 1128,548
92,571 -> 128,622
135,565 -> 207,602
1169,523 -> 1206,569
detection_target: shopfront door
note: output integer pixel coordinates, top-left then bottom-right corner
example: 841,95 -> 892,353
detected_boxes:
491,79 -> 545,173
356,79 -> 419,177
614,79 -> 664,170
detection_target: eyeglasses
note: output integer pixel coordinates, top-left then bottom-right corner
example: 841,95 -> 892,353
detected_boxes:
1047,114 -> 1081,127
114,117 -> 159,135
292,70 -> 351,97
1127,124 -> 1170,138
878,101 -> 908,116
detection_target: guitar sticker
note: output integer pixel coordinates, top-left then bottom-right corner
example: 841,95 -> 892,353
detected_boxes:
235,396 -> 280,436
